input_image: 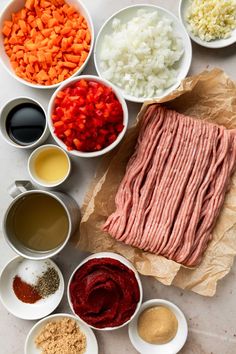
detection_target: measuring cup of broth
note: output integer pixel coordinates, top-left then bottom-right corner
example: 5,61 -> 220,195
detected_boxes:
3,181 -> 80,260
0,97 -> 49,149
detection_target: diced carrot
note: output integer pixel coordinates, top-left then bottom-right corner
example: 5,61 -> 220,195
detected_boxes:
37,52 -> 46,62
28,55 -> 37,63
37,69 -> 48,81
41,13 -> 51,25
2,25 -> 11,37
11,61 -> 18,69
25,42 -> 37,51
20,9 -> 27,20
36,18 -> 43,30
25,0 -> 34,10
72,43 -> 83,53
16,50 -> 24,59
41,28 -> 52,37
65,54 -> 80,63
19,20 -> 27,32
2,0 -> 91,85
60,61 -> 77,69
61,27 -> 71,35
48,18 -> 58,28
48,67 -> 57,79
85,31 -> 91,44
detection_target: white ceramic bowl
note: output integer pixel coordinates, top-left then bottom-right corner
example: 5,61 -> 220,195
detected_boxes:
179,0 -> 236,48
0,97 -> 49,149
128,299 -> 188,354
25,313 -> 98,354
0,0 -> 94,89
94,4 -> 192,103
28,144 -> 71,188
0,256 -> 64,320
47,75 -> 128,157
67,252 -> 143,330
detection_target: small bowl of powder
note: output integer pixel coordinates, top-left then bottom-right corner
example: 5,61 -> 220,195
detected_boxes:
25,313 -> 98,354
0,256 -> 64,320
128,299 -> 188,354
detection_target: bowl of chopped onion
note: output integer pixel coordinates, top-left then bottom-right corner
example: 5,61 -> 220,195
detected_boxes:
179,0 -> 236,48
94,4 -> 192,103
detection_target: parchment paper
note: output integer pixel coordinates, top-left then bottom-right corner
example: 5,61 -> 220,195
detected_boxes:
77,68 -> 236,296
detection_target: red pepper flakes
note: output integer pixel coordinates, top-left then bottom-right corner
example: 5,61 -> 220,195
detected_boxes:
13,276 -> 42,304
52,79 -> 124,152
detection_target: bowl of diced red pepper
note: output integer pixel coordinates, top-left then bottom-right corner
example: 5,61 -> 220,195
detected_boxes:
48,75 -> 128,157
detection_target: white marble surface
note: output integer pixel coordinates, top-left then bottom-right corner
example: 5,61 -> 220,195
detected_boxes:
0,0 -> 236,353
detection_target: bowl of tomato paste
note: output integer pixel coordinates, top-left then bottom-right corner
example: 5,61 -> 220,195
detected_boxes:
48,75 -> 128,157
67,252 -> 143,330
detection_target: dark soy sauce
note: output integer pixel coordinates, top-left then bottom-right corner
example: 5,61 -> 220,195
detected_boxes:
6,103 -> 46,146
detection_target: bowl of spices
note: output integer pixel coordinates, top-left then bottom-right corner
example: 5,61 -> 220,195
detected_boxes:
0,97 -> 49,149
179,0 -> 236,48
28,144 -> 71,188
128,299 -> 188,354
67,252 -> 143,330
0,256 -> 64,320
25,313 -> 98,354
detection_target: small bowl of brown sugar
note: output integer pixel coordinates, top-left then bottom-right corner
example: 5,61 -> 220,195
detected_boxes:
25,313 -> 98,354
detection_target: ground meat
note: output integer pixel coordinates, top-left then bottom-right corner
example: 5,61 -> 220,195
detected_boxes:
103,105 -> 236,267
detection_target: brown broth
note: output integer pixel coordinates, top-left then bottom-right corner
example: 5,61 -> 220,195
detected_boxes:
10,193 -> 69,252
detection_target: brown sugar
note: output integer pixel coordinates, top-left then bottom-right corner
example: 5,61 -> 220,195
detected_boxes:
35,318 -> 87,354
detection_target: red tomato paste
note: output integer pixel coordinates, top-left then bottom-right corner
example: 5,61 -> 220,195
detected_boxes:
69,257 -> 140,328
52,79 -> 124,152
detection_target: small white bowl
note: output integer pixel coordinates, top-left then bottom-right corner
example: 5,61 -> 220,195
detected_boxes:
0,256 -> 64,320
179,0 -> 236,48
28,144 -> 71,188
25,313 -> 98,354
0,97 -> 49,149
67,252 -> 143,330
48,75 -> 128,158
128,299 -> 188,354
94,4 -> 192,103
0,0 -> 94,89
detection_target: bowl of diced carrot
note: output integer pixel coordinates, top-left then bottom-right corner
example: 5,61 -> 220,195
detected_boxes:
47,75 -> 129,158
0,0 -> 94,89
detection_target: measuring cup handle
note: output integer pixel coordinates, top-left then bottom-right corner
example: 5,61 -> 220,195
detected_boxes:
8,180 -> 34,198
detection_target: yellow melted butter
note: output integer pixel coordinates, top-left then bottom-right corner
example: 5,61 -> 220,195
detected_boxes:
34,147 -> 69,183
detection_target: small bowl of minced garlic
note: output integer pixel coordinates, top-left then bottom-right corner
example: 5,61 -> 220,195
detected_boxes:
179,0 -> 236,48
128,299 -> 188,354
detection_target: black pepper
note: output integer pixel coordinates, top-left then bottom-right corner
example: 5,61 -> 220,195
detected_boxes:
35,267 -> 60,298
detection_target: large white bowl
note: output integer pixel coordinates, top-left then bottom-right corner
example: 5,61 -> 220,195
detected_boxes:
67,252 -> 143,331
48,75 -> 129,158
0,256 -> 64,320
179,0 -> 236,49
94,4 -> 192,103
25,313 -> 98,354
128,299 -> 188,354
0,0 -> 94,89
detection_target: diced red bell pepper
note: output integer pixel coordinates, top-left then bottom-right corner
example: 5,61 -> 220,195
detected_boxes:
52,79 -> 124,152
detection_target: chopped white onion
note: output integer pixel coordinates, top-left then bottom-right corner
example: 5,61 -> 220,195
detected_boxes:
99,9 -> 184,99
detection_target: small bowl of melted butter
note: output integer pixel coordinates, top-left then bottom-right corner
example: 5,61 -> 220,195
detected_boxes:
28,144 -> 71,188
128,299 -> 188,354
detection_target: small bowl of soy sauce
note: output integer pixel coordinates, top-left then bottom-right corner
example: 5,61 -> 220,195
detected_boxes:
0,97 -> 49,149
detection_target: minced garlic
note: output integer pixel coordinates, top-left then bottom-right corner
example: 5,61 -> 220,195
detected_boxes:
186,0 -> 236,41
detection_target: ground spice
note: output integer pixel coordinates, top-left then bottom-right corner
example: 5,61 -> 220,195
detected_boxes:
35,267 -> 60,298
35,318 -> 87,354
13,276 -> 42,304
